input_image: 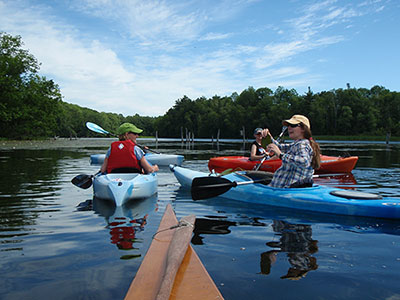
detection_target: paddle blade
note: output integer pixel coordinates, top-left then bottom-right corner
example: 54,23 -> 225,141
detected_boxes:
86,122 -> 111,135
191,176 -> 235,200
71,174 -> 93,189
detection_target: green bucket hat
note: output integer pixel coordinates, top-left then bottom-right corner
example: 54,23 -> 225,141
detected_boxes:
116,123 -> 143,135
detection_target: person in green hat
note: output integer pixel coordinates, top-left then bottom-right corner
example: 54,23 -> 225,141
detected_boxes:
100,123 -> 159,174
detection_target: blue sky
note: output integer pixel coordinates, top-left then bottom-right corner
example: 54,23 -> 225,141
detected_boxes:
1,0 -> 399,117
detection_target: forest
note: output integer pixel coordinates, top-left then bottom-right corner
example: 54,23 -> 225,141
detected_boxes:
1,32 -> 399,140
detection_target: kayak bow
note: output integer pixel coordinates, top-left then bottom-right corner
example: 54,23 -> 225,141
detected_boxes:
125,204 -> 223,300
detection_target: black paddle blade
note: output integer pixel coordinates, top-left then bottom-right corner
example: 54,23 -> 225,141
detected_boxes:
71,174 -> 93,189
191,176 -> 235,200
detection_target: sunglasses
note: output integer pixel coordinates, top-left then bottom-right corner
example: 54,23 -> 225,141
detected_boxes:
288,123 -> 301,128
128,132 -> 140,135
255,132 -> 262,135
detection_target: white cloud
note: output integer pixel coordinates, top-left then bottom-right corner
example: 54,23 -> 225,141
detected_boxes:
199,32 -> 232,41
0,0 -> 393,117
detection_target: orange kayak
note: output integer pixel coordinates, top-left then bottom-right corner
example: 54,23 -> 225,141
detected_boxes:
208,155 -> 358,174
125,204 -> 224,300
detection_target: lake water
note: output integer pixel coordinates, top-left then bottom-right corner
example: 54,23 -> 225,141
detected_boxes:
1,138 -> 400,300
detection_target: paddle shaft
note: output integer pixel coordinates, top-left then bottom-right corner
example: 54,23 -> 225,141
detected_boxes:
86,122 -> 161,154
191,171 -> 349,200
254,126 -> 287,171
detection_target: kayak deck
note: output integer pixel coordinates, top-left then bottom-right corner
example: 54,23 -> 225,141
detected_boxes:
124,204 -> 223,300
93,173 -> 158,206
90,153 -> 184,166
208,155 -> 358,174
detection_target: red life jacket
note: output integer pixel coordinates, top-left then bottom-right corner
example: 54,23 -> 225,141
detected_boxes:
107,140 -> 142,173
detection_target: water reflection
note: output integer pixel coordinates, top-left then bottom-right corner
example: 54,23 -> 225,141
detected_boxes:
192,218 -> 236,245
92,195 -> 158,259
261,220 -> 318,280
313,173 -> 357,189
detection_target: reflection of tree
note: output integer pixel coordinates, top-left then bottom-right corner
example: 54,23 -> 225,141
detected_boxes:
261,220 -> 318,280
0,149 -> 73,248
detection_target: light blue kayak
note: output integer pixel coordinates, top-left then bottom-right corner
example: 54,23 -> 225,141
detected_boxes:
90,153 -> 184,166
93,172 -> 157,206
169,165 -> 400,220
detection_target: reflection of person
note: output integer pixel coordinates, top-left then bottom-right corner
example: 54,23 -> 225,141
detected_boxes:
260,220 -> 318,280
100,123 -> 159,174
110,215 -> 148,250
266,115 -> 321,188
250,128 -> 268,161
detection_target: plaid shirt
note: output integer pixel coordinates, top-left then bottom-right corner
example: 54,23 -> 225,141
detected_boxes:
269,138 -> 314,188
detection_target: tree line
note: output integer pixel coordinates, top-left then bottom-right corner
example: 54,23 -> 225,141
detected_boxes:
1,32 -> 399,140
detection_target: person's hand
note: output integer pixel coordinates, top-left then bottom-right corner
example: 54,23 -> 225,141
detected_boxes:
261,128 -> 270,138
267,143 -> 281,157
152,164 -> 159,172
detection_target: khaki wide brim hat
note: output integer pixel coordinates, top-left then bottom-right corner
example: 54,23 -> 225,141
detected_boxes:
283,115 -> 310,129
117,123 -> 143,135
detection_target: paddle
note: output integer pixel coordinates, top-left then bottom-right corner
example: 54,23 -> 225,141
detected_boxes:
191,176 -> 271,200
191,172 -> 348,200
86,122 -> 161,154
71,172 -> 99,189
254,126 -> 288,171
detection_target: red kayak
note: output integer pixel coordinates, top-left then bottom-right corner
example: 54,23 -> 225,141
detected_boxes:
208,155 -> 358,174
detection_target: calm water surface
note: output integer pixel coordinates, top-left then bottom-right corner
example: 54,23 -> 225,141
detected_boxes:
1,138 -> 400,300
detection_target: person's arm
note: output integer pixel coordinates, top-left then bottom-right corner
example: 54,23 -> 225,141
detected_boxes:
140,156 -> 159,173
100,148 -> 111,173
250,144 -> 266,161
284,141 -> 312,168
134,146 -> 158,173
100,157 -> 108,173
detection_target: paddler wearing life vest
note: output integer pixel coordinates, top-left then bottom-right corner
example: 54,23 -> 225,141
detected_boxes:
250,128 -> 268,161
100,123 -> 159,174
265,115 -> 321,188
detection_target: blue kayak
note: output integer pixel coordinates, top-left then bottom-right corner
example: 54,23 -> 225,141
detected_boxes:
169,165 -> 400,220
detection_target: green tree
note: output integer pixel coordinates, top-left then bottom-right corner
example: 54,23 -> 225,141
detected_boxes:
0,32 -> 62,138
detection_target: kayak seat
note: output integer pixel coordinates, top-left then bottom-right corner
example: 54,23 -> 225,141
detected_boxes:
290,180 -> 314,188
110,167 -> 141,174
242,171 -> 273,185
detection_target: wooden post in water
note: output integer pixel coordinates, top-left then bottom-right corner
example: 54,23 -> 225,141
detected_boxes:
181,127 -> 184,148
241,126 -> 246,150
155,131 -> 158,149
181,127 -> 184,143
386,132 -> 391,144
217,129 -> 220,152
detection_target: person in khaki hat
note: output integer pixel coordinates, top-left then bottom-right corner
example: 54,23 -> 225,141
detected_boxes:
100,123 -> 159,174
266,115 -> 321,188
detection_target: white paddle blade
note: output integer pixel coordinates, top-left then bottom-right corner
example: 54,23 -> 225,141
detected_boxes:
86,122 -> 111,135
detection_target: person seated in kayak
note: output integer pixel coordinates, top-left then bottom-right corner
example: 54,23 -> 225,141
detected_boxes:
250,128 -> 268,161
266,115 -> 320,188
100,123 -> 159,174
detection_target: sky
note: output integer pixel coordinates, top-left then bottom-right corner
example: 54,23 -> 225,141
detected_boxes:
1,0 -> 399,117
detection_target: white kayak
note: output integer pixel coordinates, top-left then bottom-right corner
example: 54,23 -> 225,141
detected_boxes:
90,153 -> 184,166
93,173 -> 157,206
